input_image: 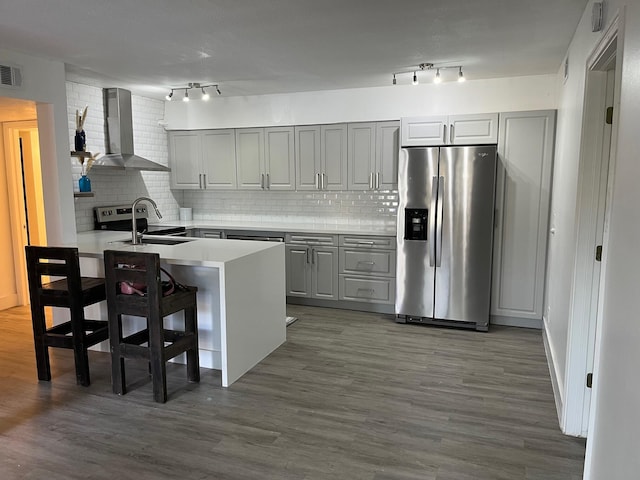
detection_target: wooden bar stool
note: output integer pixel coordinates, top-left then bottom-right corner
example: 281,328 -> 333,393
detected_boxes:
25,246 -> 109,386
103,250 -> 199,403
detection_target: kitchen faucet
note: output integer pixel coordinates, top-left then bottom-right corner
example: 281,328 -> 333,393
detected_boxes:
131,197 -> 162,245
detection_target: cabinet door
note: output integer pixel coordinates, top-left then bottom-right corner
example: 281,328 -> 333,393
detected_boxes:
400,116 -> 447,147
321,124 -> 348,190
169,131 -> 201,189
264,127 -> 295,190
347,123 -> 376,190
375,121 -> 399,189
286,245 -> 311,297
236,128 -> 265,190
202,129 -> 237,189
295,126 -> 322,191
311,246 -> 339,300
449,113 -> 499,145
492,110 -> 555,323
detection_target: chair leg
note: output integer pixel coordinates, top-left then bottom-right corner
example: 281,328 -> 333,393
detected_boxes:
30,305 -> 51,382
185,306 -> 200,383
70,304 -> 91,386
109,313 -> 126,395
148,313 -> 167,403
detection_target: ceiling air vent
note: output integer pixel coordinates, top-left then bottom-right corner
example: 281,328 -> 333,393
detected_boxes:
0,64 -> 23,88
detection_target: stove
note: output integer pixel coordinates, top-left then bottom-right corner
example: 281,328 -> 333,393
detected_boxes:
94,205 -> 186,235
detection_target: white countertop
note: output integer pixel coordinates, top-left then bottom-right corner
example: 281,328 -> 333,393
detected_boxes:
148,220 -> 396,236
74,231 -> 283,268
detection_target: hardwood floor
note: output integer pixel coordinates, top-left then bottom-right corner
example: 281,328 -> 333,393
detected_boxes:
0,304 -> 585,479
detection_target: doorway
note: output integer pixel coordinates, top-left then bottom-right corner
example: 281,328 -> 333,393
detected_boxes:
562,18 -> 620,437
0,98 -> 47,310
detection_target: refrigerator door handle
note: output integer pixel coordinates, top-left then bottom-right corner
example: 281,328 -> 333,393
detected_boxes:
450,124 -> 454,144
436,176 -> 445,267
429,175 -> 438,266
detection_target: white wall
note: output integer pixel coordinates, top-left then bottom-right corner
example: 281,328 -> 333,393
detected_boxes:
164,74 -> 557,129
584,2 -> 640,478
0,49 -> 74,244
66,82 -> 182,231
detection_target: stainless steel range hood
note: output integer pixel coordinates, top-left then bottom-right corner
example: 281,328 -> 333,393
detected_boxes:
92,88 -> 170,172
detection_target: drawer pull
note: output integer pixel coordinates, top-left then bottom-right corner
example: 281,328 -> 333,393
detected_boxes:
357,288 -> 375,296
356,241 -> 375,246
357,261 -> 376,265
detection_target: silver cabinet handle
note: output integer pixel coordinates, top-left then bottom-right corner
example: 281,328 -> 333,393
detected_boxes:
315,173 -> 320,190
202,173 -> 207,189
266,173 -> 270,189
306,247 -> 310,264
357,241 -> 375,245
436,176 -> 444,267
375,172 -> 380,189
321,173 -> 326,190
369,172 -> 373,189
429,176 -> 438,266
443,124 -> 447,144
357,260 -> 376,265
450,124 -> 454,144
311,248 -> 315,264
198,173 -> 202,189
261,173 -> 265,189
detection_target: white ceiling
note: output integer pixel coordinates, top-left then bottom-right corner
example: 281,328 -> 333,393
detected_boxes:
0,0 -> 588,100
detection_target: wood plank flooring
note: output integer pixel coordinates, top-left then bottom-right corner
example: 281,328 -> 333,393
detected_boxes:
0,304 -> 585,479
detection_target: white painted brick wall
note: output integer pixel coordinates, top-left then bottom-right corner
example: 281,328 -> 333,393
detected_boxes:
68,82 -> 182,231
69,81 -> 397,232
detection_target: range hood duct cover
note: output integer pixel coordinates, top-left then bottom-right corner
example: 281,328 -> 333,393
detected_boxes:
94,88 -> 170,172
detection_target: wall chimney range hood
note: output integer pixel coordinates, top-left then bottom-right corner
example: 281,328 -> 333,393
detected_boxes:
92,88 -> 170,172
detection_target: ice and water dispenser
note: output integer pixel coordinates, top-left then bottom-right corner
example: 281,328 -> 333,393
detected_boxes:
404,208 -> 428,241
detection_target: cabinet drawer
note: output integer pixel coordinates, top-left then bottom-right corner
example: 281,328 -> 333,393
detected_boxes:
339,275 -> 396,304
339,235 -> 396,250
339,249 -> 395,276
286,233 -> 338,246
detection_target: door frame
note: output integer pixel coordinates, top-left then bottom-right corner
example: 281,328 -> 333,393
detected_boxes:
2,120 -> 44,306
562,15 -> 621,437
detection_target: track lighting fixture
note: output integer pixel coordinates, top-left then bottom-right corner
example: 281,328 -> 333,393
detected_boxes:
165,82 -> 222,101
392,62 -> 466,85
433,69 -> 442,84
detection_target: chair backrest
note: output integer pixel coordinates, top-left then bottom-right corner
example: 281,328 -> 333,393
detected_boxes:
103,250 -> 163,316
25,246 -> 82,304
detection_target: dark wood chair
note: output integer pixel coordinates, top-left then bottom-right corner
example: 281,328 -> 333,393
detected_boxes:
103,250 -> 199,403
25,246 -> 109,386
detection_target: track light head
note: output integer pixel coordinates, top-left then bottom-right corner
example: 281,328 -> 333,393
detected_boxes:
165,90 -> 173,101
412,72 -> 418,85
392,74 -> 396,86
458,67 -> 466,83
434,69 -> 442,84
215,85 -> 221,95
183,88 -> 189,102
201,87 -> 210,101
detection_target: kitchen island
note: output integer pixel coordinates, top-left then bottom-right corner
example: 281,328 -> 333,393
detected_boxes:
72,231 -> 286,387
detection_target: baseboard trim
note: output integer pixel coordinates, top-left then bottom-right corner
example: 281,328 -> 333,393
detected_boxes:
543,319 -> 564,426
491,315 -> 542,329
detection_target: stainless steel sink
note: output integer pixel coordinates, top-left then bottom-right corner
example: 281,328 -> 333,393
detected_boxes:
122,237 -> 196,246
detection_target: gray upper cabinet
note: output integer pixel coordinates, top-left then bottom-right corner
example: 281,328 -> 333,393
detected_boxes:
237,127 -> 295,190
169,131 -> 202,189
348,121 -> 399,191
202,130 -> 237,189
295,124 -> 347,190
491,110 -> 556,326
348,123 -> 377,190
264,127 -> 295,190
401,114 -> 498,146
169,130 -> 236,190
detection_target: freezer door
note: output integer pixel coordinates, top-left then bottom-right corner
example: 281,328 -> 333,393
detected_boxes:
395,147 -> 439,317
434,146 -> 497,326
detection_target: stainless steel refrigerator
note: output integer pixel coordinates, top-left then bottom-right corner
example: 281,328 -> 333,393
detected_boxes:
395,146 -> 497,331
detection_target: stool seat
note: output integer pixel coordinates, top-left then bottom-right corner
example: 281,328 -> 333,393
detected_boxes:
104,250 -> 200,403
25,246 -> 109,386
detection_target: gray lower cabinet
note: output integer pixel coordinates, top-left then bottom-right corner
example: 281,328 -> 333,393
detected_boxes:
285,234 -> 339,300
338,235 -> 396,306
